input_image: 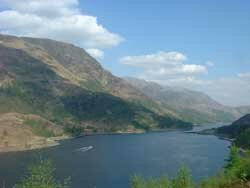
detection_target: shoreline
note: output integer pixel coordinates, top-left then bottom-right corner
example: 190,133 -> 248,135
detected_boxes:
189,129 -> 250,154
0,127 -> 191,153
187,128 -> 235,142
0,135 -> 72,153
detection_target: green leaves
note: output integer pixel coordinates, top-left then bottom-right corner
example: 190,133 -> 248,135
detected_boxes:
172,166 -> 194,188
225,145 -> 240,170
235,129 -> 250,149
24,119 -> 55,138
14,159 -> 70,188
63,126 -> 84,137
131,166 -> 194,188
131,175 -> 172,188
131,151 -> 250,188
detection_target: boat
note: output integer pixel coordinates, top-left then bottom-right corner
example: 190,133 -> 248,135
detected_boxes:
74,146 -> 93,152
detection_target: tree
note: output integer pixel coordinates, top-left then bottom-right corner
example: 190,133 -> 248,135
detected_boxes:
172,166 -> 195,188
225,145 -> 240,170
130,175 -> 172,188
130,175 -> 147,188
14,159 -> 70,188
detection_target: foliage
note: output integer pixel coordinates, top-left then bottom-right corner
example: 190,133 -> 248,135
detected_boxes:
14,159 -> 70,188
131,175 -> 172,188
131,166 -> 194,188
235,129 -> 250,149
0,79 -> 192,133
24,119 -> 55,138
172,167 -> 195,188
225,145 -> 241,170
64,126 -> 84,137
201,147 -> 250,188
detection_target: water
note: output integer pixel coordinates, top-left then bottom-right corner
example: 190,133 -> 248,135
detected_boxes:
0,126 -> 231,188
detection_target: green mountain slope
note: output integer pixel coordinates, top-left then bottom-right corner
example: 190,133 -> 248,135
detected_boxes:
125,77 -> 248,125
0,34 -> 192,135
216,114 -> 250,149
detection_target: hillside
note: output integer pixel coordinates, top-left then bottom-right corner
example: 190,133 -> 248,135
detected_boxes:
125,77 -> 247,124
235,106 -> 250,115
0,113 -> 66,152
217,114 -> 250,137
0,33 -> 192,150
216,114 -> 250,149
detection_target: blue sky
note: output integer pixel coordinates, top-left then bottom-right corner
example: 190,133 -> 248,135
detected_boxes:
81,0 -> 250,78
0,0 -> 249,106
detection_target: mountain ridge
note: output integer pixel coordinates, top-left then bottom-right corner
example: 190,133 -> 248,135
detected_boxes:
0,33 -> 192,151
125,77 -> 249,124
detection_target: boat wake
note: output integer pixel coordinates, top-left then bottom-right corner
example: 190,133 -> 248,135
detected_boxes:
74,146 -> 93,153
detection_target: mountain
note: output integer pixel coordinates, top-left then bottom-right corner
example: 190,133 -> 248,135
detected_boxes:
216,114 -> 250,149
125,77 -> 247,124
0,33 -> 192,149
0,113 -> 64,152
235,106 -> 250,115
217,114 -> 250,137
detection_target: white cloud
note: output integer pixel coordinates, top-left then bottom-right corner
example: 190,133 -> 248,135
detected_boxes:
120,51 -> 187,68
2,0 -> 79,18
86,48 -> 104,59
119,51 -> 207,81
120,51 -> 250,106
0,0 -> 124,55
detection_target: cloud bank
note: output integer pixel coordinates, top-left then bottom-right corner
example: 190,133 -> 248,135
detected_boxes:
119,51 -> 207,82
120,51 -> 250,106
0,0 -> 124,57
86,48 -> 104,59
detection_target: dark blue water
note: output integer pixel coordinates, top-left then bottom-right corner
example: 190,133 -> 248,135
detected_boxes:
0,126 -> 230,188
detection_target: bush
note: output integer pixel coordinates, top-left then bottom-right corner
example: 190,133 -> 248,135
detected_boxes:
64,126 -> 84,137
131,175 -> 172,188
130,166 -> 194,188
201,147 -> 250,188
235,129 -> 250,149
14,159 -> 70,188
172,166 -> 195,188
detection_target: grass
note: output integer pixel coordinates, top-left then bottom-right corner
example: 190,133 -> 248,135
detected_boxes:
24,119 -> 55,138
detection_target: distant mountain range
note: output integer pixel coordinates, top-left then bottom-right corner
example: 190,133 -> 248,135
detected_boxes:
125,77 -> 249,125
0,33 -> 192,150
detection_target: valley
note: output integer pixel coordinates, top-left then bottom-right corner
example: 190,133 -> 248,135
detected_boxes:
0,1 -> 249,188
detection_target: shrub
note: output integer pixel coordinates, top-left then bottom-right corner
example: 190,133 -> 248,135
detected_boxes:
131,166 -> 194,188
14,159 -> 70,188
64,126 -> 84,137
172,166 -> 195,188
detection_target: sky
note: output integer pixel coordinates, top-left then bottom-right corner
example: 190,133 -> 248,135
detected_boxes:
0,0 -> 249,106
